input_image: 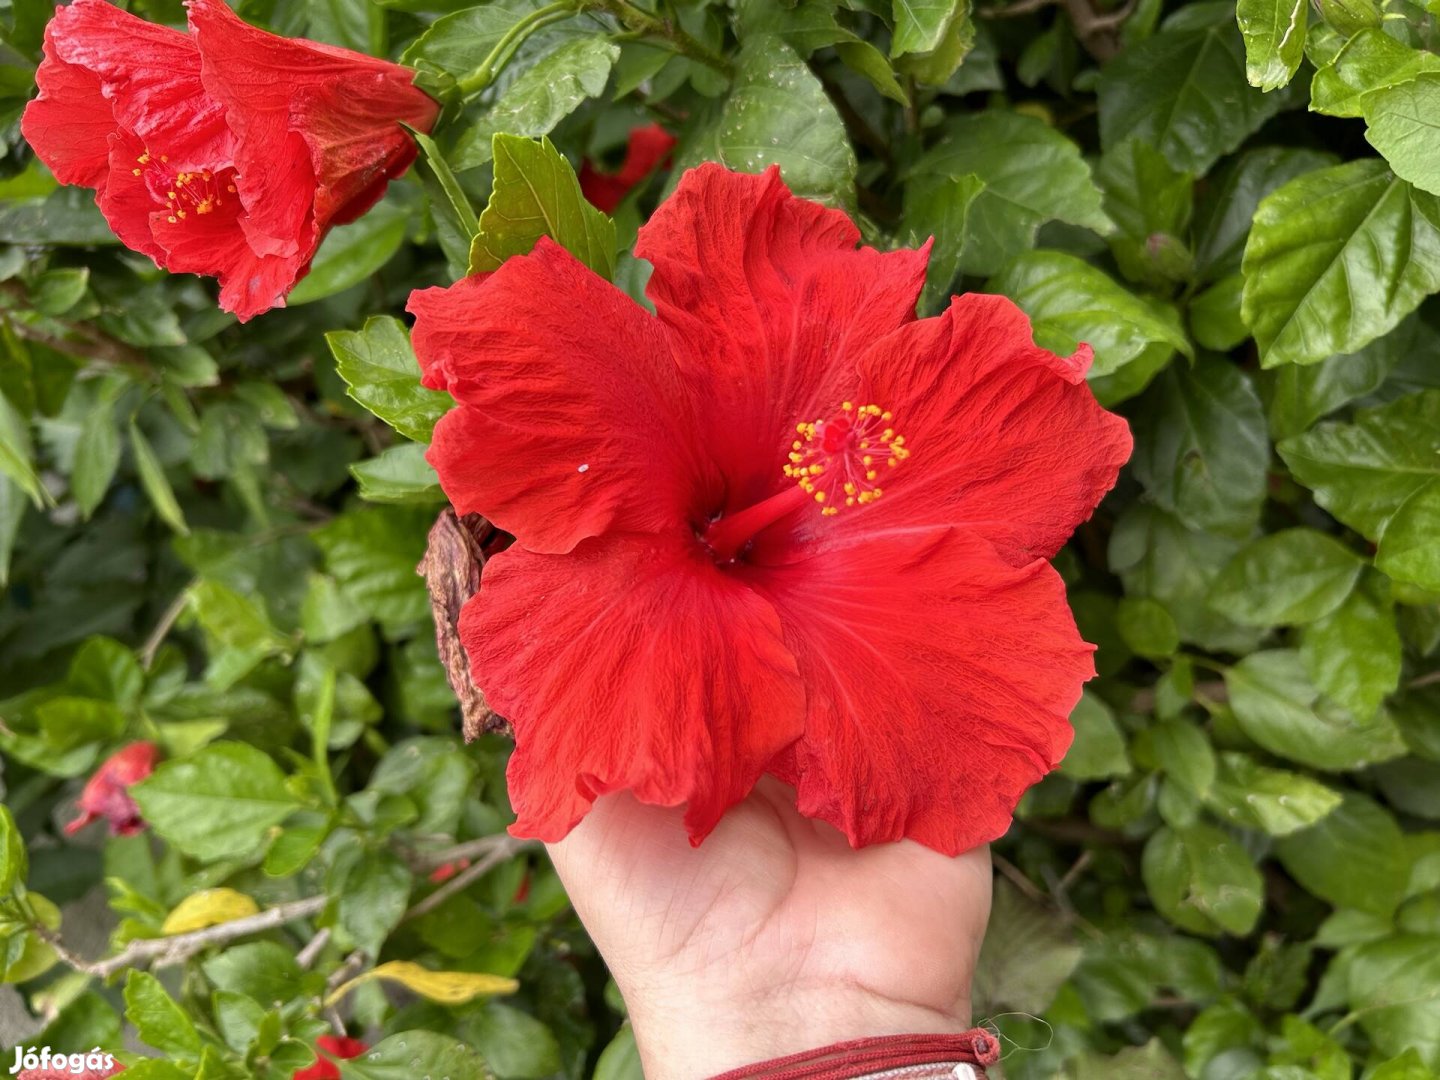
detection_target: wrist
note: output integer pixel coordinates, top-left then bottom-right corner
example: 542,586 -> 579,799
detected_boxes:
621,977 -> 973,1080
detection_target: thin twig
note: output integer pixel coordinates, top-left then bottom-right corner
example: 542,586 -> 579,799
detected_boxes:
296,927 -> 332,969
407,833 -> 528,872
401,836 -> 534,923
37,895 -> 328,980
139,586 -> 192,671
991,853 -> 1048,905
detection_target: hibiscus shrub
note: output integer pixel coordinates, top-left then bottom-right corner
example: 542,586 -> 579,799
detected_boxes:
2,0 -> 1439,1077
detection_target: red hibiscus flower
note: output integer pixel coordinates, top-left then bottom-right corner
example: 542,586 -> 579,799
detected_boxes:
579,122 -> 677,213
409,165 -> 1132,855
21,0 -> 438,321
65,741 -> 160,837
293,1035 -> 368,1080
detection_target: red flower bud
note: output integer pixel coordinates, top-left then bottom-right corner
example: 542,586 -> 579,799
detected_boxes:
65,741 -> 160,837
21,0 -> 438,321
293,1035 -> 368,1080
579,123 -> 677,213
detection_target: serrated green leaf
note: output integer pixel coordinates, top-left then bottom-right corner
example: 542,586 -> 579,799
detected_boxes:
124,971 -> 202,1059
1237,0 -> 1306,91
1208,528 -> 1364,626
1277,792 -> 1409,916
714,35 -> 857,208
470,134 -> 617,278
1225,650 -> 1407,772
891,0 -> 961,55
987,250 -> 1190,399
351,442 -> 445,505
1207,752 -> 1342,835
916,111 -> 1109,275
1099,1 -> 1288,175
131,742 -> 302,861
1131,356 -> 1267,538
1268,315 -> 1420,439
1242,160 -> 1440,368
314,505 -> 433,635
460,37 -> 621,168
1279,389 -> 1440,540
328,316 -> 452,443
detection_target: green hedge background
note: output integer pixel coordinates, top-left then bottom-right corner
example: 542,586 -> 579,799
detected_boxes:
3,0 -> 1440,1076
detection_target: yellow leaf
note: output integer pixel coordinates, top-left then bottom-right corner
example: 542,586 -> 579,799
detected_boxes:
325,960 -> 518,1007
160,888 -> 260,934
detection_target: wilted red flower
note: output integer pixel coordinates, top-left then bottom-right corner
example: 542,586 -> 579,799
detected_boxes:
579,123 -> 677,212
21,0 -> 438,321
65,741 -> 159,837
293,1035 -> 368,1080
409,165 -> 1132,855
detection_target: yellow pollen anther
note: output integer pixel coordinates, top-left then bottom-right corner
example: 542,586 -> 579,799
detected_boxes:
783,401 -> 908,518
167,215 -> 177,223
131,168 -> 141,176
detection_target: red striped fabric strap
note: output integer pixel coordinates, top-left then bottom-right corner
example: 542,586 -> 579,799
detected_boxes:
706,1030 -> 1001,1080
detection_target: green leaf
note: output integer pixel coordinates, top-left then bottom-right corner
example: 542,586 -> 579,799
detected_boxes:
461,1001 -> 564,1077
340,1031 -> 490,1080
1359,75 -> 1440,198
334,848 -> 412,957
129,421 -> 188,536
903,172 -> 985,312
202,942 -> 306,1004
1236,0 -> 1306,91
1098,1 -> 1288,175
1277,793 -> 1410,917
1241,160 -> 1440,368
0,803 -> 26,895
130,742 -> 302,861
469,134 -> 617,279
987,251 -> 1190,402
1095,138 -> 1194,286
0,383 -> 44,506
328,316 -> 452,443
1061,691 -> 1131,780
124,971 -> 202,1059
714,35 -> 857,208
1377,484 -> 1440,592
594,1025 -> 642,1080
1301,574 -> 1401,719
402,0 -> 584,76
0,476 -> 24,587
1130,356 -> 1268,538
313,506 -> 434,636
1311,28 -> 1440,119
1207,752 -> 1342,835
1117,596 -> 1180,658
71,394 -> 121,519
1268,314 -> 1420,439
350,443 -> 446,505
1151,719 -> 1215,795
460,37 -> 621,168
1143,824 -> 1264,936
410,127 -> 479,272
916,111 -> 1109,275
1225,650 -> 1407,771
287,200 -> 408,305
1208,528 -> 1364,626
186,579 -> 292,689
30,268 -> 90,317
973,878 -> 1084,1014
1347,944 -> 1440,1077
1367,1050 -> 1437,1080
891,0 -> 962,54
1279,390 -> 1440,540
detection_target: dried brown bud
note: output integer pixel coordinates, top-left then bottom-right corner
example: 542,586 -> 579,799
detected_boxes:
417,509 -> 510,740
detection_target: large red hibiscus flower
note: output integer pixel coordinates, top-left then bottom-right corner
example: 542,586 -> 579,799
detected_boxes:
409,165 -> 1132,856
21,0 -> 438,321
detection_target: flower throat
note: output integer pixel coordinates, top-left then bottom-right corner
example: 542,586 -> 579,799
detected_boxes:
703,402 -> 908,562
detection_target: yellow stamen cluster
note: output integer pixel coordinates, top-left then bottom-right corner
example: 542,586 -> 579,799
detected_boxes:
782,401 -> 909,517
133,150 -> 228,225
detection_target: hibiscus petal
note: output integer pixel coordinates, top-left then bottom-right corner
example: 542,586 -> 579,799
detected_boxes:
39,0 -> 229,165
21,38 -> 113,187
97,131 -> 167,263
830,293 -> 1132,566
412,238 -> 719,553
463,531 -> 805,843
149,192 -> 302,322
753,525 -> 1093,855
636,165 -> 929,511
186,0 -> 437,252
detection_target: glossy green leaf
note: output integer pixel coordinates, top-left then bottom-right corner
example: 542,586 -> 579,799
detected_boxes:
1207,752 -> 1342,836
339,1031 -> 489,1079
1099,1 -> 1287,175
328,316 -> 452,443
916,111 -> 1109,275
287,201 -> 408,305
1225,650 -> 1407,771
903,172 -> 985,311
470,134 -> 617,279
1208,528 -> 1364,627
1143,824 -> 1264,936
350,443 -> 445,505
124,971 -> 202,1059
1236,0 -> 1306,91
131,742 -> 302,861
1301,574 -> 1401,719
1241,160 -> 1440,368
1277,793 -> 1410,917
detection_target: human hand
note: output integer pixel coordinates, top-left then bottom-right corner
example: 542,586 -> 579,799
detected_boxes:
546,778 -> 993,1079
